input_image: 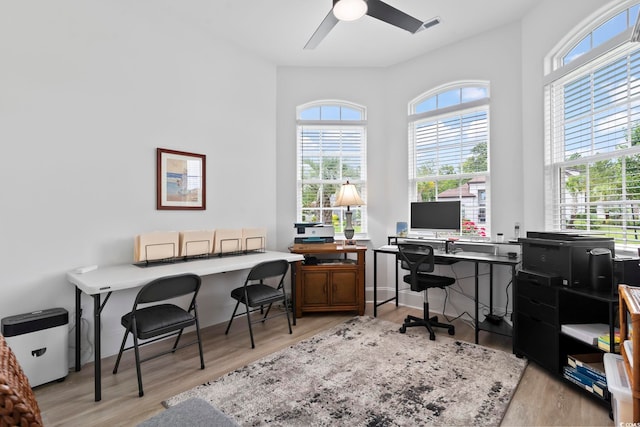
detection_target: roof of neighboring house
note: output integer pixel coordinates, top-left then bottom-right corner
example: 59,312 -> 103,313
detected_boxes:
468,175 -> 486,184
438,182 -> 476,198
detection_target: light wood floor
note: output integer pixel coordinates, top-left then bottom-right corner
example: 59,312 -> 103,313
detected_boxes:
33,304 -> 613,426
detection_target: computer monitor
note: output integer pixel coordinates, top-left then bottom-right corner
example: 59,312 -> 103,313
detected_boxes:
410,201 -> 461,233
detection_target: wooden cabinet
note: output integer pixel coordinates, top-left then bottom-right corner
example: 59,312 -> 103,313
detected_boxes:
290,243 -> 366,318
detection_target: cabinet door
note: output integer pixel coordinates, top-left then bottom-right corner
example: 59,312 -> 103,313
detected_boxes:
301,271 -> 329,306
330,271 -> 358,306
515,312 -> 559,373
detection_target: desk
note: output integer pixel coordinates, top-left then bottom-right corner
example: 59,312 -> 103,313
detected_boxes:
66,250 -> 304,402
373,244 -> 519,344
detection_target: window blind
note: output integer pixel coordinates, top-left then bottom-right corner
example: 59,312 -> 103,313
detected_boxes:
546,43 -> 640,247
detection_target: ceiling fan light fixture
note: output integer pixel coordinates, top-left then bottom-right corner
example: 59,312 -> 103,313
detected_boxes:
333,0 -> 368,22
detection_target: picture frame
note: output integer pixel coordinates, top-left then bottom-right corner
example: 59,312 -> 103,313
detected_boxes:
156,148 -> 206,210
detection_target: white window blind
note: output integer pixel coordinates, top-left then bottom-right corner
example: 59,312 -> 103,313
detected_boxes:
545,6 -> 640,248
296,102 -> 367,237
409,83 -> 490,237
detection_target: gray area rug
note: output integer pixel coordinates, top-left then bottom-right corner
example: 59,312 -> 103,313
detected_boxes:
164,316 -> 527,426
138,397 -> 239,427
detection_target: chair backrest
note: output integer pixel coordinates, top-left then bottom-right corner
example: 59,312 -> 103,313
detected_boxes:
0,334 -> 43,427
135,273 -> 202,306
397,244 -> 436,292
246,259 -> 289,287
398,243 -> 435,274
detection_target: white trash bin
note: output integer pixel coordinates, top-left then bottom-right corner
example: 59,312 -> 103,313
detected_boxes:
604,352 -> 632,426
1,308 -> 69,387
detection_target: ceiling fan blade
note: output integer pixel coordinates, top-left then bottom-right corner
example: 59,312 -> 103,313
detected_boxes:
365,0 -> 424,34
304,9 -> 340,49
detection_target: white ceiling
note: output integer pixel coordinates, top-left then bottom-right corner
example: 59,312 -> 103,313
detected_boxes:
175,0 -> 540,67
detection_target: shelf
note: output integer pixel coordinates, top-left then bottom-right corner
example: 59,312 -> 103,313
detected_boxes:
562,286 -> 618,303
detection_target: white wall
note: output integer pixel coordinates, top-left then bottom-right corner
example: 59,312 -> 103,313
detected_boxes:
0,2 -> 278,360
521,0 -> 615,231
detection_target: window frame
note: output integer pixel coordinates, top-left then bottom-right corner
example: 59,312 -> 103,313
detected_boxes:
544,2 -> 640,249
296,100 -> 368,239
408,81 -> 491,238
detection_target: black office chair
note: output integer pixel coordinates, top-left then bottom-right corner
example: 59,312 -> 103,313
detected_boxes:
397,243 -> 456,340
112,273 -> 205,397
225,259 -> 292,349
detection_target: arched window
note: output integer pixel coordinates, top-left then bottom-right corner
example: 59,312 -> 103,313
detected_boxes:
296,101 -> 367,238
408,82 -> 490,237
545,2 -> 640,248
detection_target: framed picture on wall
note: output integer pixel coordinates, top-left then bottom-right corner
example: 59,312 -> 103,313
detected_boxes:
156,148 -> 206,210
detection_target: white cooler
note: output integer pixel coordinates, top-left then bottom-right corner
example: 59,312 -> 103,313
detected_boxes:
1,308 -> 69,387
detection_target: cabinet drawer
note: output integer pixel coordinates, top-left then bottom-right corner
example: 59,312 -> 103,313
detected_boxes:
515,312 -> 558,373
517,280 -> 557,307
517,296 -> 556,325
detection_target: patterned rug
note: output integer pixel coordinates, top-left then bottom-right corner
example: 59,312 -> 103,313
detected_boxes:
164,316 -> 527,426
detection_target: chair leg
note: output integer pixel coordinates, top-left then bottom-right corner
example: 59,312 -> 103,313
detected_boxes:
112,325 -> 132,374
282,291 -> 292,335
171,329 -> 184,352
131,320 -> 144,397
262,303 -> 273,321
225,300 -> 241,335
399,291 -> 454,340
194,312 -> 205,370
244,303 -> 255,349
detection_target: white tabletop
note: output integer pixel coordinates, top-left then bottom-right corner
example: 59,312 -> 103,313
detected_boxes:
67,251 -> 304,295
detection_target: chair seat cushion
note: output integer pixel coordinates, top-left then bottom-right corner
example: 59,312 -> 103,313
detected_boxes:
121,304 -> 195,340
403,273 -> 456,291
230,284 -> 284,307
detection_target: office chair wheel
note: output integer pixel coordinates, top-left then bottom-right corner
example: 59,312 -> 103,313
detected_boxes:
429,332 -> 436,340
399,326 -> 407,334
448,326 -> 455,335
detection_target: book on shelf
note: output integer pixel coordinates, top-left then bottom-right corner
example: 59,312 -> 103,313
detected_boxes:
567,354 -> 606,384
560,323 -> 610,346
597,331 -> 620,352
562,366 -> 609,399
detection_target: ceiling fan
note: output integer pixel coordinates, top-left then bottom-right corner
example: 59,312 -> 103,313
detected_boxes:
304,0 -> 440,49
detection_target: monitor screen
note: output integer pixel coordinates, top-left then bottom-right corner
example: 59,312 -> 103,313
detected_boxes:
410,201 -> 461,231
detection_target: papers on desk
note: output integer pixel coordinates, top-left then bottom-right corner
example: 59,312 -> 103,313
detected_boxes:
134,228 -> 267,262
180,230 -> 215,258
134,231 -> 179,262
242,227 -> 266,252
213,229 -> 242,254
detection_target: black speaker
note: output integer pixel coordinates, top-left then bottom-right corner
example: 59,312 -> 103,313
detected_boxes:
589,248 -> 612,292
614,258 -> 640,292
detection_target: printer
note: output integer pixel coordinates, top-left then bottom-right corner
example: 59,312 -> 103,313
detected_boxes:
294,223 -> 335,243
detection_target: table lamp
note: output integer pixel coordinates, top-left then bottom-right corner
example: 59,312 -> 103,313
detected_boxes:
334,180 -> 364,244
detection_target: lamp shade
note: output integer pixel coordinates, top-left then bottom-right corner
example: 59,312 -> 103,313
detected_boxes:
334,181 -> 364,207
332,0 -> 368,22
